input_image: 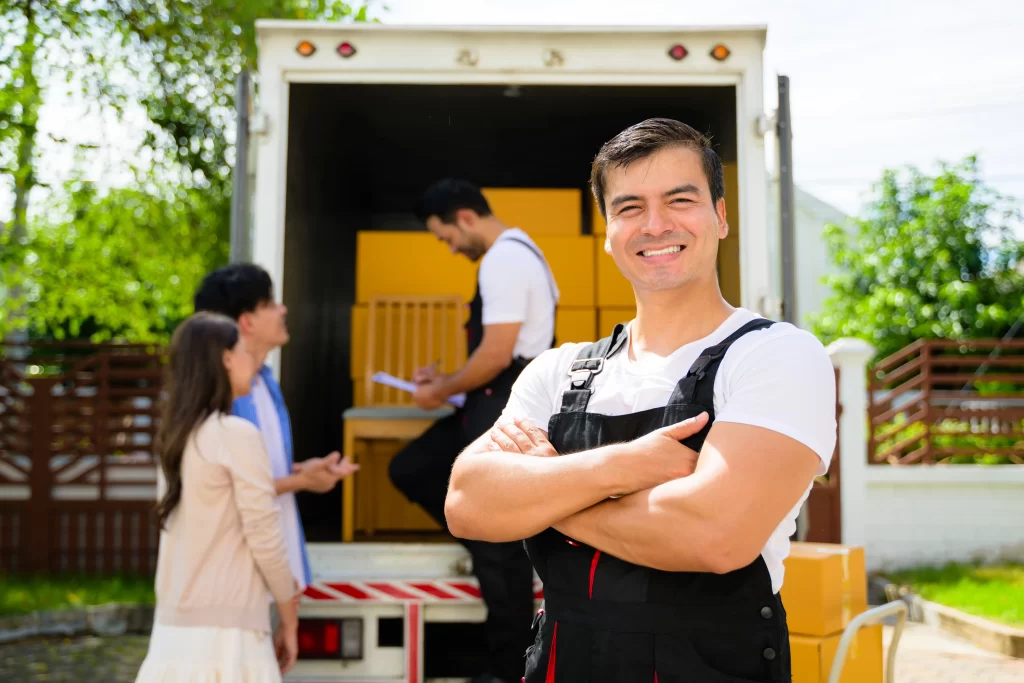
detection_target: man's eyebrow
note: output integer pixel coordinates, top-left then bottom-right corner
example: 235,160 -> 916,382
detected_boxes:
609,194 -> 643,209
664,184 -> 701,196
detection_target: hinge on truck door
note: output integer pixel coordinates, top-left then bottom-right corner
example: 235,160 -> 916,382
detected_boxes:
756,112 -> 777,137
456,48 -> 479,67
249,111 -> 269,136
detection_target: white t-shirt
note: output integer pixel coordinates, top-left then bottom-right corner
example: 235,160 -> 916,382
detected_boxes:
251,377 -> 307,592
501,308 -> 837,593
479,228 -> 560,359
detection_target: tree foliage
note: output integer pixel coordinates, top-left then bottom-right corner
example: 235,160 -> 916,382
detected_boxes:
810,156 -> 1024,359
1,182 -> 221,342
0,1 -> 376,342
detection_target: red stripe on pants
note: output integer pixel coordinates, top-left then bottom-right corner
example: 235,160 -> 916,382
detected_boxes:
545,621 -> 559,683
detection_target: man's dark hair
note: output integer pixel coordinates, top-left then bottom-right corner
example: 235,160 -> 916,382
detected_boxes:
415,178 -> 493,225
193,263 -> 274,321
590,118 -> 725,219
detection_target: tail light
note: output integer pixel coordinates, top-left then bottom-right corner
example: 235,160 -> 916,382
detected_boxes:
298,617 -> 363,660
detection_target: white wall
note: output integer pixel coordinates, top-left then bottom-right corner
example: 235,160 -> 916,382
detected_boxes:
767,177 -> 851,329
862,466 -> 1024,573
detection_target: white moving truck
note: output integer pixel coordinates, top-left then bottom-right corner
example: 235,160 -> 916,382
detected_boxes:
242,21 -> 794,683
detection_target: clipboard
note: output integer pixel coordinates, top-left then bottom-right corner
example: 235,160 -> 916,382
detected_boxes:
370,372 -> 466,408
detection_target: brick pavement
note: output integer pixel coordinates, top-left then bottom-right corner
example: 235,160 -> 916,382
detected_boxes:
885,621 -> 1024,683
0,622 -> 1022,681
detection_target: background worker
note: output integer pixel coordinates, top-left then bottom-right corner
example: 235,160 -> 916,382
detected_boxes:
388,178 -> 559,683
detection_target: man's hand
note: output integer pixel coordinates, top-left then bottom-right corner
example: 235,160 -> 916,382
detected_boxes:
412,376 -> 447,410
412,363 -> 441,385
293,452 -> 359,493
488,417 -> 559,457
610,413 -> 708,496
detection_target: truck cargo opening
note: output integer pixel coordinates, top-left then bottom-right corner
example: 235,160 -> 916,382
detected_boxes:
279,83 -> 740,543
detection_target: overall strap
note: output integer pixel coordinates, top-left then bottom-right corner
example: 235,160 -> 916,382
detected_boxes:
669,318 -> 776,407
559,323 -> 629,413
503,236 -> 560,306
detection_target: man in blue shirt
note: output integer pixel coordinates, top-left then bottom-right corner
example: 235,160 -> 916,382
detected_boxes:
194,263 -> 357,593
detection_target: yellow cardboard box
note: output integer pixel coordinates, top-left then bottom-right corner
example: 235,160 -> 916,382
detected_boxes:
556,307 -> 597,345
595,240 -> 635,308
355,232 -> 477,303
791,624 -> 883,683
533,235 -> 596,308
482,188 -> 582,236
598,307 -> 636,338
782,543 -> 868,637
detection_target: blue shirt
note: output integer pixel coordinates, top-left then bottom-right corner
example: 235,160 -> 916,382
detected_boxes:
233,366 -> 313,587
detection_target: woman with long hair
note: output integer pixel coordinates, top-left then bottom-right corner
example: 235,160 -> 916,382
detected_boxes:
136,311 -> 300,682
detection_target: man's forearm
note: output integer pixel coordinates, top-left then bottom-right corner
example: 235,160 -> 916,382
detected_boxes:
445,439 -> 629,543
552,475 -> 732,573
275,474 -> 306,496
439,347 -> 510,396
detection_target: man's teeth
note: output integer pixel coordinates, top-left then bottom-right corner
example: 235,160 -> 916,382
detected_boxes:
641,245 -> 682,257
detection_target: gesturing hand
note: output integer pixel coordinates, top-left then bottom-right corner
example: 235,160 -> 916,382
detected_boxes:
488,417 -> 559,457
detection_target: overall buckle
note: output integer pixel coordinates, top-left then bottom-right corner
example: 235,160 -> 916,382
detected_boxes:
568,357 -> 604,390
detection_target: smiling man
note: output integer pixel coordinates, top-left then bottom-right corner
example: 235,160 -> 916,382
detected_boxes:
444,119 -> 837,683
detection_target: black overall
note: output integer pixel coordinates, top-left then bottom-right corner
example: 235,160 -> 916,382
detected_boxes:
522,319 -> 792,683
389,236 -> 556,683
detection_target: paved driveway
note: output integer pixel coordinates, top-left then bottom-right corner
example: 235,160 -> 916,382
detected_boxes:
885,621 -> 1024,683
0,622 -> 1022,681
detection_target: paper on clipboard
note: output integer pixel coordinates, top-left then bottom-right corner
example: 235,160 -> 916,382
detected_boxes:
370,371 -> 466,408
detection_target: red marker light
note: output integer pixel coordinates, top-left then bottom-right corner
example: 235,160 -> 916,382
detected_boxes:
668,44 -> 688,61
337,41 -> 357,58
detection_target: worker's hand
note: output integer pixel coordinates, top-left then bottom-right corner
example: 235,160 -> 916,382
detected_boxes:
611,412 -> 708,497
413,364 -> 441,385
412,377 -> 447,410
488,417 -> 559,457
293,452 -> 349,493
327,454 -> 360,480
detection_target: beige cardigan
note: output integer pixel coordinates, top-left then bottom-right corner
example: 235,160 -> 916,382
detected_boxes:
154,412 -> 296,633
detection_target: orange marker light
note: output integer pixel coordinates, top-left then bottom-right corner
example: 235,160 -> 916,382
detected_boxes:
296,40 -> 316,57
710,44 -> 731,61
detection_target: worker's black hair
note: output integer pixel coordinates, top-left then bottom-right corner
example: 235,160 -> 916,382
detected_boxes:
193,263 -> 274,321
590,118 -> 724,219
415,178 -> 493,225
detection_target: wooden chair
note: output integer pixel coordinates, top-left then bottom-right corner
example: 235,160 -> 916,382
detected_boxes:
341,295 -> 466,541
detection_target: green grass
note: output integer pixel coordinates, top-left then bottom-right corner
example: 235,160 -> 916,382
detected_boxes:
0,573 -> 154,617
887,563 -> 1024,627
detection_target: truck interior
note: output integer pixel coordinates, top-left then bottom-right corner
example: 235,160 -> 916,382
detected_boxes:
280,83 -> 741,543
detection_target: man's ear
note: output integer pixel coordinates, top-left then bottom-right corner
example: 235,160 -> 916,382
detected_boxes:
716,197 -> 728,239
454,207 -> 477,230
237,311 -> 254,335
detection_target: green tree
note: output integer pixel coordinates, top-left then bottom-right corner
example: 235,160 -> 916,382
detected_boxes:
0,1 -> 376,342
810,156 -> 1024,360
2,182 -> 218,342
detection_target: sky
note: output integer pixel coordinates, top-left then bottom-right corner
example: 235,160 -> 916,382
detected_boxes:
382,0 -> 1024,218
4,0 -> 1022,222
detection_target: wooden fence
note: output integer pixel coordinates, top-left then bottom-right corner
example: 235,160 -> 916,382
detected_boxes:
868,339 -> 1024,464
0,341 -> 165,574
805,367 -> 842,544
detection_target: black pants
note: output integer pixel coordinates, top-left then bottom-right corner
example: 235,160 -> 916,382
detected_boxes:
389,411 -> 535,683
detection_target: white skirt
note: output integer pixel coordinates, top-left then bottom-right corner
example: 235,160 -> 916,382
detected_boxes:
135,623 -> 282,683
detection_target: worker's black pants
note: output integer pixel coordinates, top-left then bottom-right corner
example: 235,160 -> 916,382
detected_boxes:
389,411 -> 535,683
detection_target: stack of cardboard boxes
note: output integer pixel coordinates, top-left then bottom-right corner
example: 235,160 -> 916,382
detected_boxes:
782,543 -> 883,683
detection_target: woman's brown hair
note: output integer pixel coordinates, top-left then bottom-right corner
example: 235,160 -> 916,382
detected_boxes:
154,311 -> 240,529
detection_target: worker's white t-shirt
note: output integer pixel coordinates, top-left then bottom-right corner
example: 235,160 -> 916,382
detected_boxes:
478,228 -> 560,360
251,377 -> 307,593
501,308 -> 837,593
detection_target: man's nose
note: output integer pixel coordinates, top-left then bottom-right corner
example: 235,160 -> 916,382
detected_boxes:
641,203 -> 675,237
